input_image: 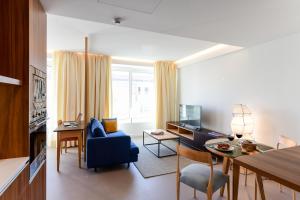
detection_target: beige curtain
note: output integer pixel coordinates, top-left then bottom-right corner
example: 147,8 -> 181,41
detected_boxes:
155,61 -> 178,129
52,51 -> 111,147
54,51 -> 85,147
55,51 -> 85,121
86,54 -> 112,121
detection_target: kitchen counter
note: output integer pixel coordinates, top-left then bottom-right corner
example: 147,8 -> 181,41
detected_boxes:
0,157 -> 29,196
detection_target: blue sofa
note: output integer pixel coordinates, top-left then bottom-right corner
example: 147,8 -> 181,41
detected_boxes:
86,118 -> 139,170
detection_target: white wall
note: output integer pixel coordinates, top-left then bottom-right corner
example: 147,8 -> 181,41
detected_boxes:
179,32 -> 300,147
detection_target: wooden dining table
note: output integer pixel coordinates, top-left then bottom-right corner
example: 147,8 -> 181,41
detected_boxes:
205,139 -> 273,197
53,121 -> 86,172
233,146 -> 300,200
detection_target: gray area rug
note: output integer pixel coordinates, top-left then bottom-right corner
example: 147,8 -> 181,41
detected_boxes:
133,137 -> 195,178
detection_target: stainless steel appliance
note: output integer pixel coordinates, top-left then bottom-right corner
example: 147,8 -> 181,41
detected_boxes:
29,66 -> 47,180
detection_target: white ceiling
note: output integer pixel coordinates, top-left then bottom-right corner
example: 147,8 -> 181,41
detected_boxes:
47,14 -> 218,61
42,0 -> 300,47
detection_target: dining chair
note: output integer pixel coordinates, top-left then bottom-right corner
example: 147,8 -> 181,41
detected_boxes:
176,144 -> 230,200
255,135 -> 297,200
75,113 -> 84,152
76,113 -> 83,123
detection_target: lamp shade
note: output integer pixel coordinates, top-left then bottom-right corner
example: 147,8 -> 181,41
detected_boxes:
232,104 -> 252,115
231,104 -> 254,135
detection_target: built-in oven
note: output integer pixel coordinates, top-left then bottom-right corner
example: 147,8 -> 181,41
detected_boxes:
29,122 -> 46,179
29,66 -> 47,180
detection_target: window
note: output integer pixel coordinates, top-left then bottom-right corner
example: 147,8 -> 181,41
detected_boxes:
112,64 -> 154,123
111,71 -> 130,120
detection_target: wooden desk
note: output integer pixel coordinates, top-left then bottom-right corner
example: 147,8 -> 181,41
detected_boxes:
53,121 -> 85,172
233,146 -> 300,200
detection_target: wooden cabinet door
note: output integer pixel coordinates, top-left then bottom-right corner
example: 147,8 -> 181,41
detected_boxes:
29,0 -> 47,72
0,165 -> 30,200
0,0 -> 29,79
29,162 -> 46,200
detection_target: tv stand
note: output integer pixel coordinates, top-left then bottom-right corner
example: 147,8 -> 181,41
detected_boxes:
166,122 -> 226,151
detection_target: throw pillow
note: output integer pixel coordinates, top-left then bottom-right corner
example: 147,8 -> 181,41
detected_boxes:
89,118 -> 96,133
90,118 -> 101,133
102,118 -> 118,133
90,118 -> 106,137
93,127 -> 107,137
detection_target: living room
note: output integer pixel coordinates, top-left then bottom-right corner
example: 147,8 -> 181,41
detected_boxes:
1,1 -> 300,200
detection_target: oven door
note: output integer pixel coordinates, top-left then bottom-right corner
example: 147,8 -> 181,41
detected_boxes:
30,123 -> 46,179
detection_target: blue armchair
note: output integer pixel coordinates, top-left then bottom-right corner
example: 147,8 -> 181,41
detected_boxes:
86,119 -> 139,170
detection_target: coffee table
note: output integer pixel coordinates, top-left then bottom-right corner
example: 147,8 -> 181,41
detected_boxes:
143,130 -> 180,158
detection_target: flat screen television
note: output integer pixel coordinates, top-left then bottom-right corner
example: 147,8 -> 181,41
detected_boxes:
179,104 -> 202,129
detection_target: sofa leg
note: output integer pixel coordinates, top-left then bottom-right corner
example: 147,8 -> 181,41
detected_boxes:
127,162 -> 130,168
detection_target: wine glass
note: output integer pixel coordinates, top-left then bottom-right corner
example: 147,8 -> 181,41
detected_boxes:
227,134 -> 235,142
236,133 -> 243,144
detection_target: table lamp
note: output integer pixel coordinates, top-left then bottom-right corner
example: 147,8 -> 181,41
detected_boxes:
231,104 -> 254,140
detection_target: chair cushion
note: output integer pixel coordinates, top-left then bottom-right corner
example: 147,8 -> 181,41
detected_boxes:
130,142 -> 139,155
180,163 -> 228,193
93,127 -> 107,137
102,118 -> 118,133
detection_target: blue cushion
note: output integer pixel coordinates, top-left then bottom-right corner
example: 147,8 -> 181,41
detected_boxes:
90,119 -> 106,137
89,118 -> 96,132
93,127 -> 107,137
89,118 -> 95,133
180,164 -> 228,193
90,119 -> 99,132
107,131 -> 126,138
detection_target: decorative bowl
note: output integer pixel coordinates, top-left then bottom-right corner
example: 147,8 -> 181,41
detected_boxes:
242,140 -> 257,152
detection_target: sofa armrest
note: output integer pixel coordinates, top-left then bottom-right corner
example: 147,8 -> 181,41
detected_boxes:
86,134 -> 132,167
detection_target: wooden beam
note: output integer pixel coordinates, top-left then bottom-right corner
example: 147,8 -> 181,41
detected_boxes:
83,37 -> 88,163
84,36 -> 88,125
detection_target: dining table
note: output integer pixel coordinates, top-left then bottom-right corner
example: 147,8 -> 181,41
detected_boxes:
233,146 -> 300,200
205,139 -> 273,197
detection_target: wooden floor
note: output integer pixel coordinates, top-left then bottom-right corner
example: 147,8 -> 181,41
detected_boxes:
46,147 -> 296,200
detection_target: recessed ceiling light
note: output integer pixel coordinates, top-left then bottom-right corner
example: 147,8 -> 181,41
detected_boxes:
113,17 -> 122,25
